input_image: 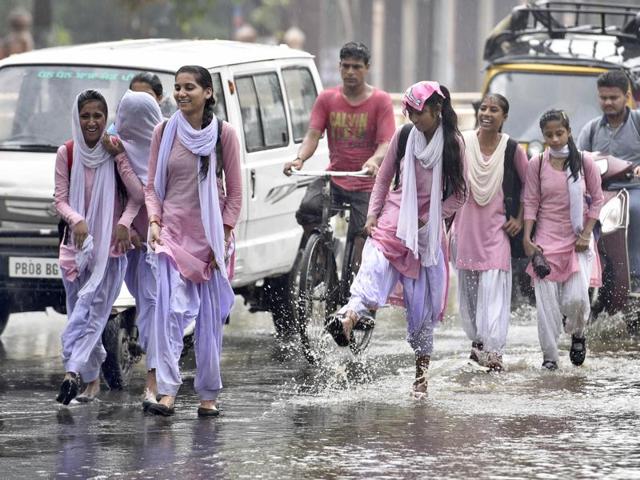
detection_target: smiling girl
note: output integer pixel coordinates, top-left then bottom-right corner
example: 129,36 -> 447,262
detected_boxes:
54,90 -> 141,405
454,94 -> 528,371
523,109 -> 603,370
144,66 -> 241,417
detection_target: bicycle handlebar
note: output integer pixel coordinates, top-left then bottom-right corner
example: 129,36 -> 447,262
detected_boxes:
290,167 -> 371,178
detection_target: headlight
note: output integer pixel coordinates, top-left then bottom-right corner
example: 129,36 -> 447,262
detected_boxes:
527,140 -> 544,158
599,196 -> 623,234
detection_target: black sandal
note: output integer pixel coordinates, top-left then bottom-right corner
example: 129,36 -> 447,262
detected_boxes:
56,373 -> 80,405
147,403 -> 175,416
542,360 -> 558,371
569,335 -> 586,366
325,314 -> 351,347
197,405 -> 220,417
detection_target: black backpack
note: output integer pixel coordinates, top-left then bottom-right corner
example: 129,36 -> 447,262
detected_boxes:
502,138 -> 526,259
393,123 -> 454,200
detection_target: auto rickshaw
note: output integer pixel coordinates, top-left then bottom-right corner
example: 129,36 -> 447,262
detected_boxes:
481,1 -> 640,328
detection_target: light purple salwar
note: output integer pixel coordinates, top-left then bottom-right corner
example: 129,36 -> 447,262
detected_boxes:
148,110 -> 235,401
151,254 -> 229,400
61,256 -> 126,381
124,247 -> 156,358
339,240 -> 446,356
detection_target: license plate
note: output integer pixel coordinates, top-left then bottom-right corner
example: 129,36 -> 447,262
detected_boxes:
8,257 -> 61,279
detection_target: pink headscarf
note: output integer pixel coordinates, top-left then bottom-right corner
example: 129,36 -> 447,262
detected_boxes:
401,81 -> 445,115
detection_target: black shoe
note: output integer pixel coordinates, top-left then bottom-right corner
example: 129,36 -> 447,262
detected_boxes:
56,374 -> 79,405
470,341 -> 483,362
147,403 -> 175,416
325,315 -> 351,347
542,360 -> 558,371
197,406 -> 220,417
569,335 -> 586,366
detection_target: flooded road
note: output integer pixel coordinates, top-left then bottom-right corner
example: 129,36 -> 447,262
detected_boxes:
1,301 -> 639,479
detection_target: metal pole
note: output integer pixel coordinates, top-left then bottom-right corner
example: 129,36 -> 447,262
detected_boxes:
371,0 -> 385,88
401,0 -> 418,89
432,0 -> 455,88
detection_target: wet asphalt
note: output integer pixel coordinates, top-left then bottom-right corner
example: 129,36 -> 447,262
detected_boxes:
1,299 -> 640,479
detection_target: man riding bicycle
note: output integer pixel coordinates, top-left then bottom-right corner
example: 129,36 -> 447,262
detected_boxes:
283,41 -> 396,268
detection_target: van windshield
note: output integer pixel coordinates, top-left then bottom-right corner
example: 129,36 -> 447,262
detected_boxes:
487,71 -> 602,143
0,65 -> 176,151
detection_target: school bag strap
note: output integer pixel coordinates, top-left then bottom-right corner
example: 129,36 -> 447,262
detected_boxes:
64,139 -> 74,172
57,139 -> 74,246
502,137 -> 519,221
502,137 -> 528,258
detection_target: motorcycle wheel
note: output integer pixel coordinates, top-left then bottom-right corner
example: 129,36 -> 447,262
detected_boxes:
101,307 -> 142,390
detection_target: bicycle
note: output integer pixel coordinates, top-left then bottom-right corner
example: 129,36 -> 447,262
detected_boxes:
290,168 -> 375,363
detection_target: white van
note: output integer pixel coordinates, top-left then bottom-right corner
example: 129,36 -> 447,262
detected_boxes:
0,39 -> 328,385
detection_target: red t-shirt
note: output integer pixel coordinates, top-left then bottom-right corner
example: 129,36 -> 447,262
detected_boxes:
309,86 -> 395,192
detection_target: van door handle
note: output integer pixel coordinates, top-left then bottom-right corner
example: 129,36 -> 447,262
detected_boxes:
250,169 -> 256,199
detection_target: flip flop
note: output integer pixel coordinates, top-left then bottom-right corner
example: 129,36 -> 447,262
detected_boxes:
197,405 -> 220,417
147,403 -> 175,417
325,315 -> 350,347
75,394 -> 96,403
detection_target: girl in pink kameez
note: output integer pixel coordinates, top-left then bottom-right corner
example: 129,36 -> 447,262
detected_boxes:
326,81 -> 466,397
145,66 -> 241,417
523,110 -> 603,370
54,90 -> 141,405
454,94 -> 528,371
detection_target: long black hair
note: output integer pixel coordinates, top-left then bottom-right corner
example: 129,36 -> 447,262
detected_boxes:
175,65 -> 217,180
425,86 -> 465,196
539,109 -> 581,181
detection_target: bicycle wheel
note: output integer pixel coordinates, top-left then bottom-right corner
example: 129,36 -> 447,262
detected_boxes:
297,232 -> 339,362
339,237 -> 374,355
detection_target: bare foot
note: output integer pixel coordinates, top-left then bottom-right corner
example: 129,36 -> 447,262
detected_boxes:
76,377 -> 100,402
341,310 -> 359,340
486,352 -> 504,372
159,395 -> 175,409
144,369 -> 157,400
200,400 -> 217,410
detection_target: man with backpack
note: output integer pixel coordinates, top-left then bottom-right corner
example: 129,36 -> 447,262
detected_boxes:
577,69 -> 640,290
283,41 -> 396,269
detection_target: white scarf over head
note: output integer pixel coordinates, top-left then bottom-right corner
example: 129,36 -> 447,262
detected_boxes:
69,93 -> 116,298
116,90 -> 163,185
463,130 -> 508,206
396,125 -> 444,267
153,110 -> 227,277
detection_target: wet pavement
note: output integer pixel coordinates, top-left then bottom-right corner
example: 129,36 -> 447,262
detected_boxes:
1,300 -> 640,479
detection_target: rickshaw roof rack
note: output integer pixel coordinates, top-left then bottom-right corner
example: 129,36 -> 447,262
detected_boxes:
484,1 -> 640,62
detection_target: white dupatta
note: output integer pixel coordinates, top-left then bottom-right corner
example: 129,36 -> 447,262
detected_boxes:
396,125 -> 444,267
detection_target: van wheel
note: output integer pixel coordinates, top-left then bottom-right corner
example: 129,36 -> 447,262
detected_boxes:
101,307 -> 142,390
0,300 -> 9,336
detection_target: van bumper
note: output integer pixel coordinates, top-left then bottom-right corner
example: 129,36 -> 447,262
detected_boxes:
0,229 -> 66,314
